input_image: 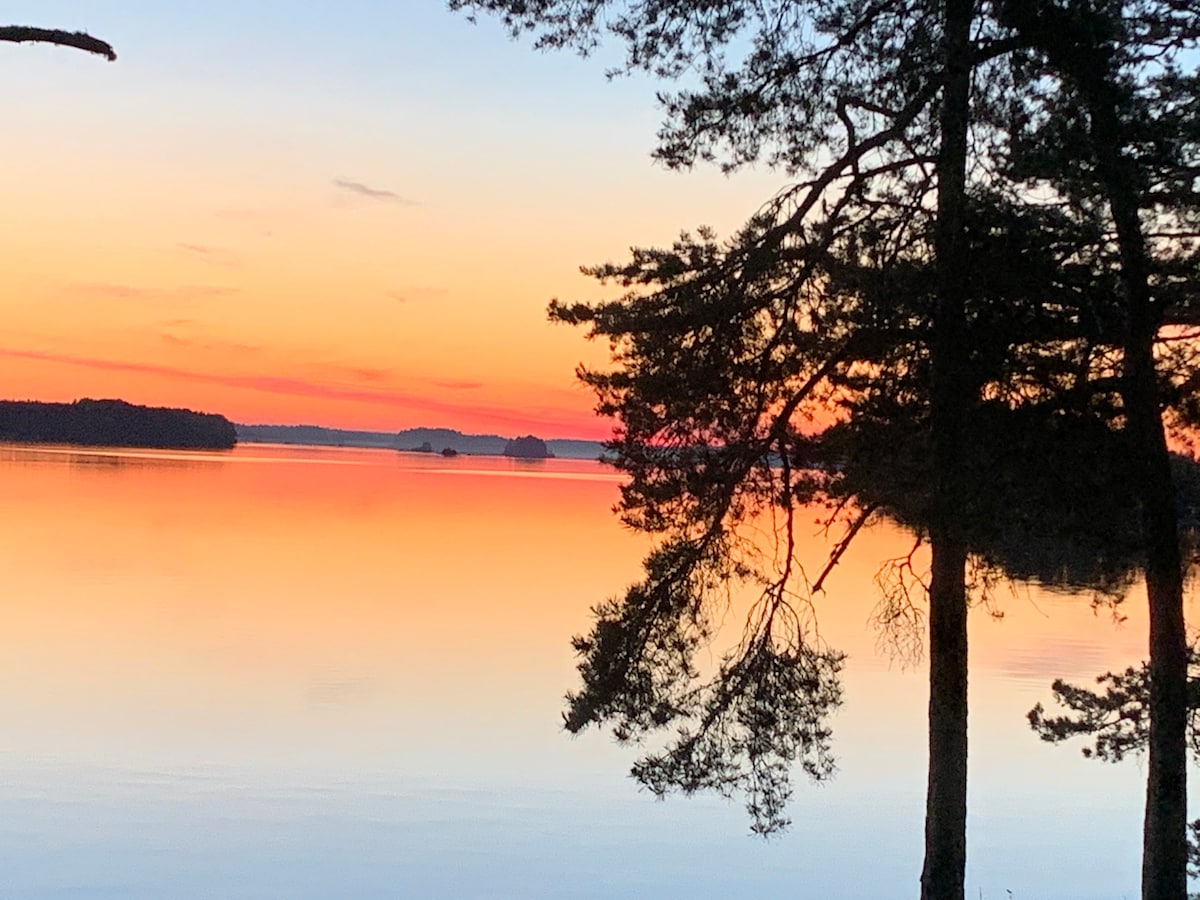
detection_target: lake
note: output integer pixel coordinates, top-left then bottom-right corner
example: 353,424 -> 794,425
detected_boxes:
0,442 -> 1169,898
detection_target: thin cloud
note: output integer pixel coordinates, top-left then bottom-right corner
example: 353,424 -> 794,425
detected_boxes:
0,346 -> 583,432
161,333 -> 262,355
177,243 -> 241,267
353,368 -> 388,383
73,283 -> 145,299
342,366 -> 388,384
333,178 -> 415,205
433,379 -> 483,391
317,362 -> 392,384
71,283 -> 240,301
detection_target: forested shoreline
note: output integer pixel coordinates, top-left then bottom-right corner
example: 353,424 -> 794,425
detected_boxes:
0,399 -> 237,450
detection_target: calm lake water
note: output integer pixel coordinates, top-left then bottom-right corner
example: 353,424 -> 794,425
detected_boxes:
0,442 -> 1174,898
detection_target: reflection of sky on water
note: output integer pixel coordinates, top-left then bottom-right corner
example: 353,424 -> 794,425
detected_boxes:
1,761 -> 903,899
0,445 -> 1167,897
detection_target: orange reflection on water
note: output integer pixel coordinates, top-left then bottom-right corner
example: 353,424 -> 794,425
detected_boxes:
0,446 -> 654,765
0,442 -> 1169,780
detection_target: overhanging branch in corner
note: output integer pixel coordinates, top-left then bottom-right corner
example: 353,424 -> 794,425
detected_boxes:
0,26 -> 116,61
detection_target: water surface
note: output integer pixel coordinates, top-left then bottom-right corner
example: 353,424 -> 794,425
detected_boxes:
0,443 -> 1166,898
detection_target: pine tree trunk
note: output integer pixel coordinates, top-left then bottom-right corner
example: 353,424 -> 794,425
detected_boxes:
1129,330 -> 1189,900
921,536 -> 969,900
990,5 -> 1189,890
1085,81 -> 1188,900
920,0 -> 973,897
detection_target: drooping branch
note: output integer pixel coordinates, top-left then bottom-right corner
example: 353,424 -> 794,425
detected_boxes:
0,26 -> 116,61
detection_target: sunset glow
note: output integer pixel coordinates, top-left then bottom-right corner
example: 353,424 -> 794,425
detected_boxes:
1,3 -> 788,439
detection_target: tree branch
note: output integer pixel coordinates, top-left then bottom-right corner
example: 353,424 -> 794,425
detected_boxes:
0,26 -> 116,61
812,503 -> 880,594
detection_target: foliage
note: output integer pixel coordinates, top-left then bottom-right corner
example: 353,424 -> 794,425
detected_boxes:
1028,644 -> 1200,884
453,8 -> 1200,896
992,5 -> 1200,890
1028,650 -> 1200,764
548,173 -> 1194,829
552,211 -> 857,832
450,0 -> 949,173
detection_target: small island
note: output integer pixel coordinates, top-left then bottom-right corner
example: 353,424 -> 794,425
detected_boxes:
503,435 -> 552,460
0,399 -> 238,450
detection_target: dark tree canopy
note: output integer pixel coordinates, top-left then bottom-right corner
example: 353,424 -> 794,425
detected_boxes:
0,399 -> 236,450
547,174 -> 1200,829
504,435 -> 553,459
454,0 -> 1200,896
451,0 -> 964,172
989,4 -> 1200,893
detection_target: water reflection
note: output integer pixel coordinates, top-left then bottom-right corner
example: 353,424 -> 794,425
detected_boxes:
0,443 -> 1169,898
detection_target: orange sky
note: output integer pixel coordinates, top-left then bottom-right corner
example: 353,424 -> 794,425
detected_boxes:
1,6 -> 786,439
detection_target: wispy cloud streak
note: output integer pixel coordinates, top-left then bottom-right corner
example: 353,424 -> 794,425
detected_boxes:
177,243 -> 242,267
70,283 -> 239,301
434,380 -> 483,391
333,178 -> 415,205
0,347 -> 586,434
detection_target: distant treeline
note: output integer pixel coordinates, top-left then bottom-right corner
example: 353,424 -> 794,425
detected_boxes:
0,399 -> 237,450
237,423 -> 397,448
239,422 -> 607,460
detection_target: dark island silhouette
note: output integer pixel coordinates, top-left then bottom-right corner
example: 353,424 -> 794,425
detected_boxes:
0,399 -> 237,450
504,435 -> 552,459
404,432 -> 552,459
404,441 -> 459,457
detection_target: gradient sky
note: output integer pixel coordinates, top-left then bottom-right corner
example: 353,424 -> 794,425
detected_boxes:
2,3 -> 787,439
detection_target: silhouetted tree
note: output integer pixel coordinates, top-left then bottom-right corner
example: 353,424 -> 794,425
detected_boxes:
452,1 -> 1200,895
990,4 -> 1200,893
1028,639 -> 1200,888
0,26 -> 115,60
924,3 -> 973,890
446,4 -> 1106,898
1030,647 -> 1200,765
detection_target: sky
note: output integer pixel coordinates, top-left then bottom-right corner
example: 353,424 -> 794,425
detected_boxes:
1,3 -> 786,439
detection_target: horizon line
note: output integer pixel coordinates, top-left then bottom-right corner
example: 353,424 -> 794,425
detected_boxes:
235,419 -> 607,444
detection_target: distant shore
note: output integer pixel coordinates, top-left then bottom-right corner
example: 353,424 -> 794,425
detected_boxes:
236,423 -> 607,461
0,399 -> 237,450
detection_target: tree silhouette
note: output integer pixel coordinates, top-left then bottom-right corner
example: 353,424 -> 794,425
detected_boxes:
453,2 -> 1199,896
990,4 -> 1200,892
1028,640 -> 1200,887
453,4 -> 1142,898
0,26 -> 115,60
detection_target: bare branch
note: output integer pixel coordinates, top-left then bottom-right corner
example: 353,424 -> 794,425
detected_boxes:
812,503 -> 880,594
0,26 -> 116,61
